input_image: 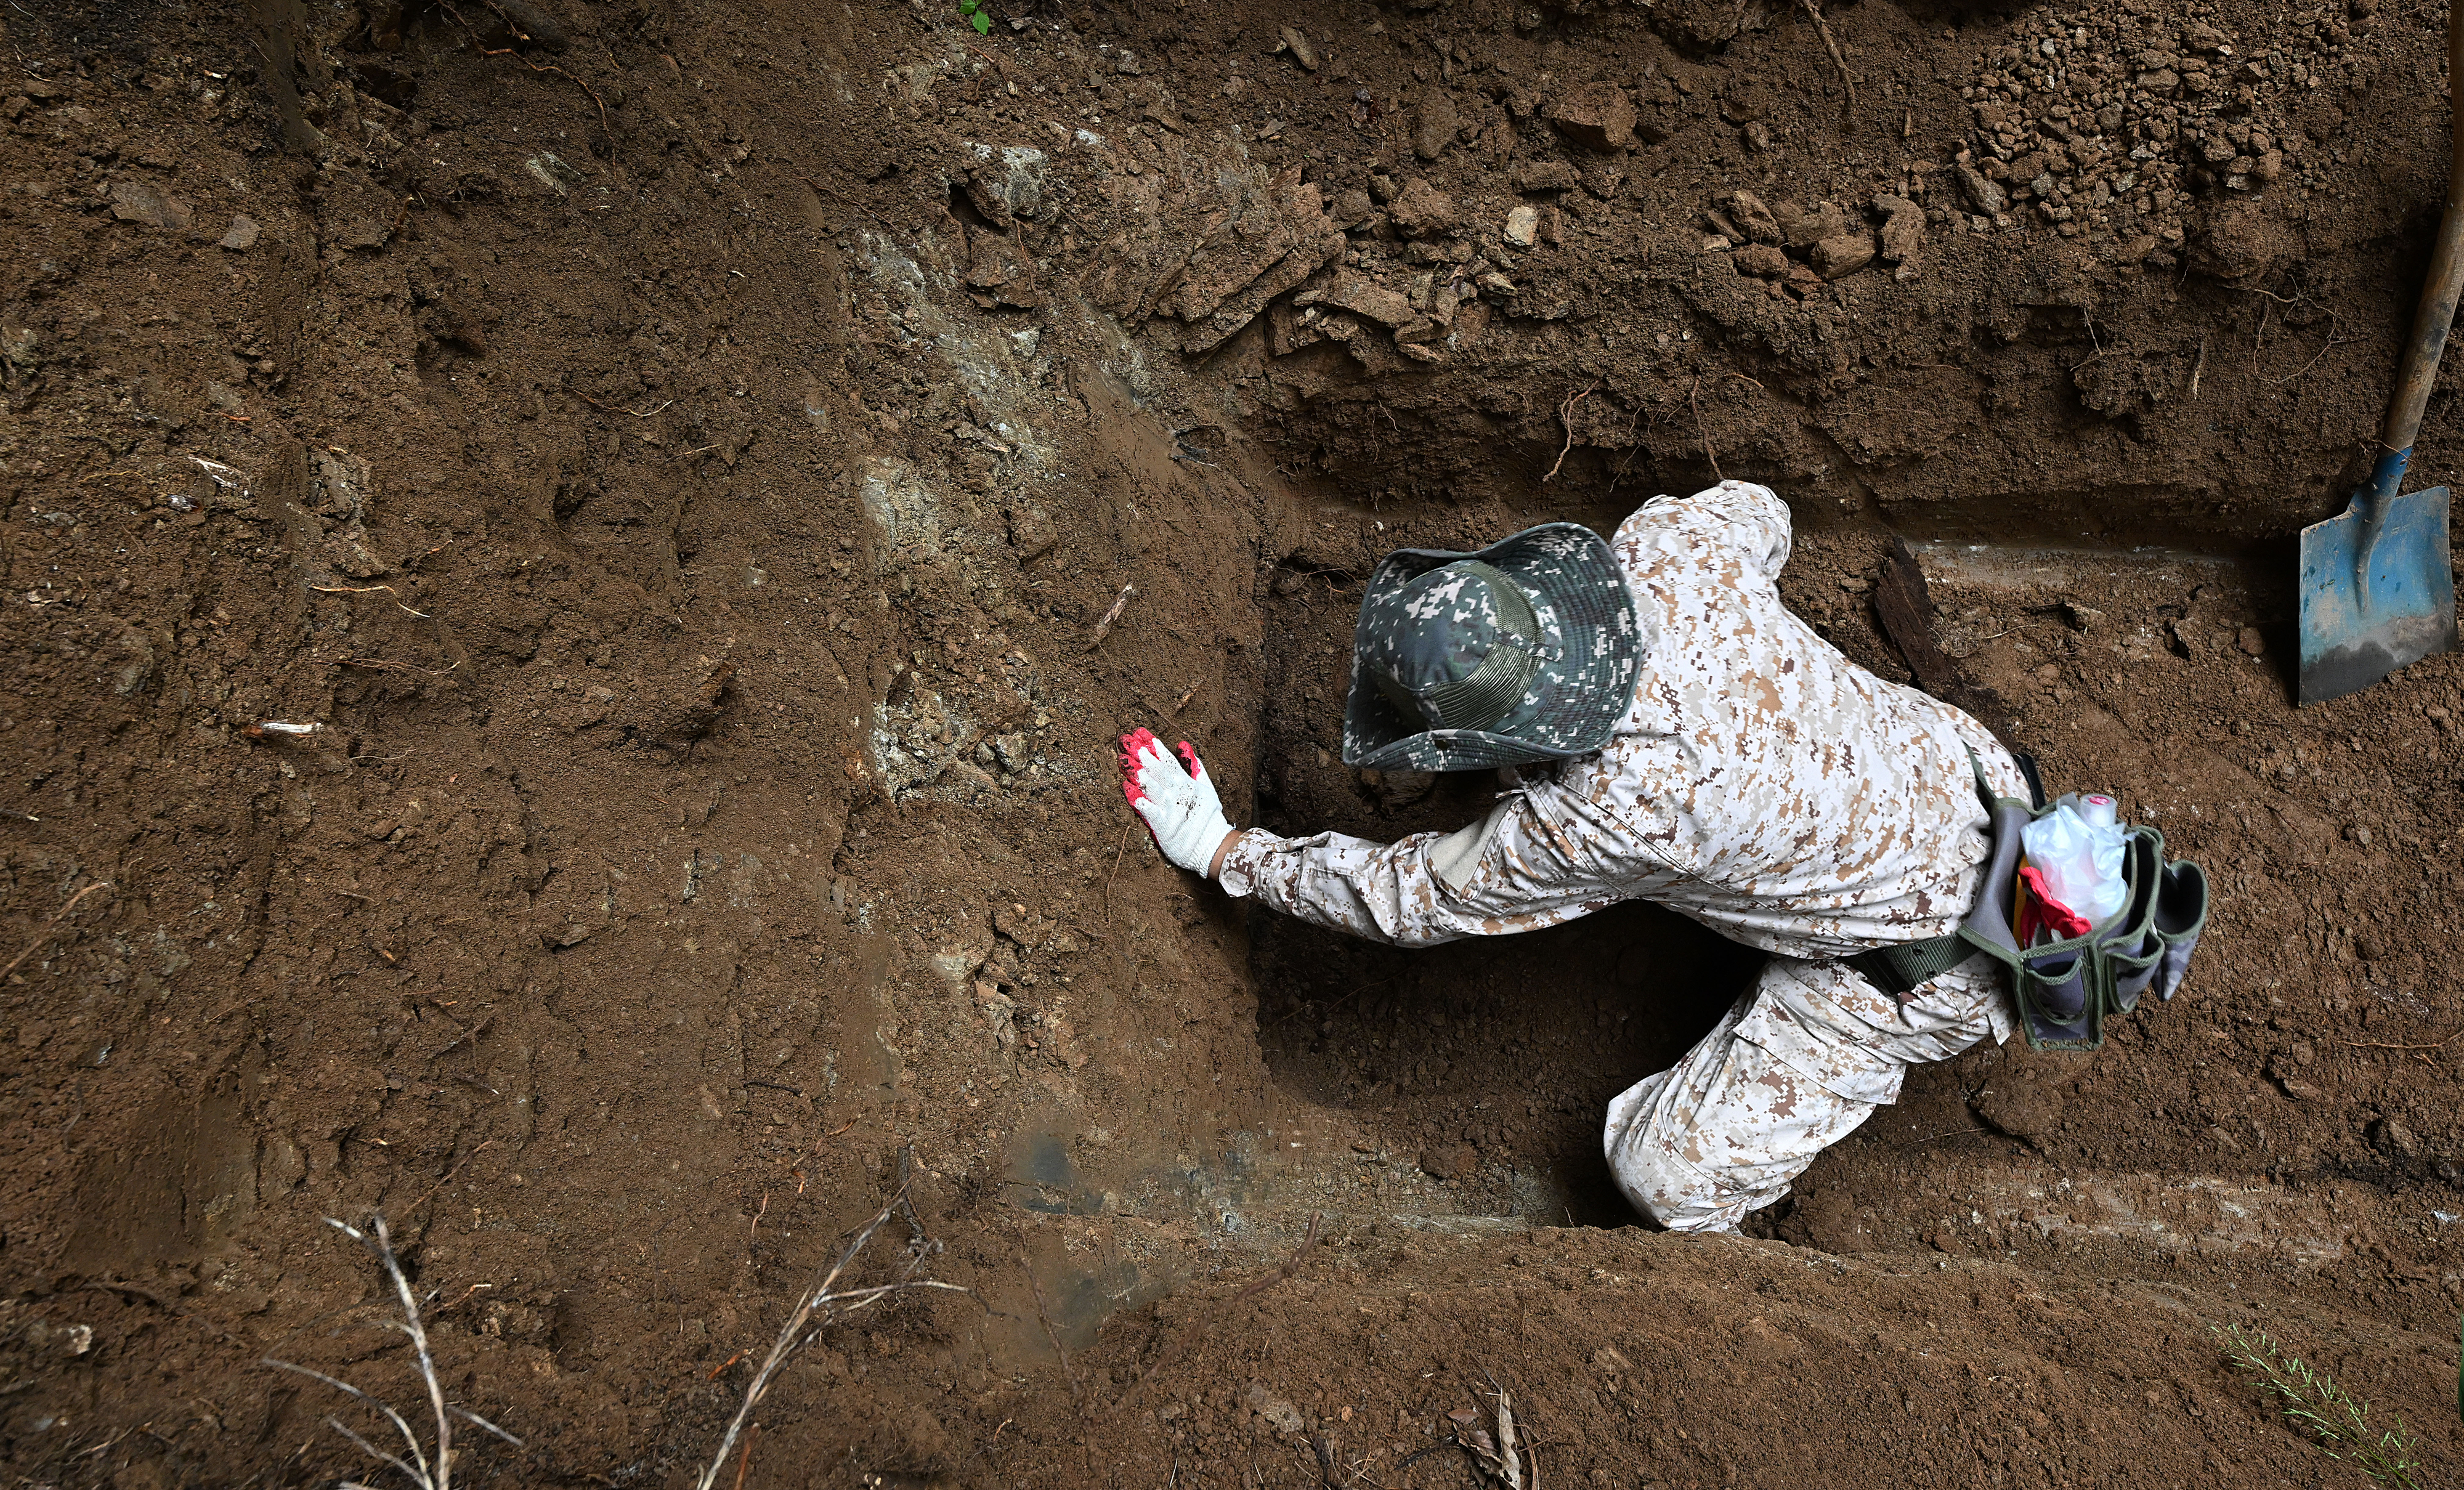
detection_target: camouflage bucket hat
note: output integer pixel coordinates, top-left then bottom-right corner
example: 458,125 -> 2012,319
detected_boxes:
1342,522 -> 1640,772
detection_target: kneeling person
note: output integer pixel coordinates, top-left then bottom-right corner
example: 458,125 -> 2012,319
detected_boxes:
1119,480 -> 2027,1233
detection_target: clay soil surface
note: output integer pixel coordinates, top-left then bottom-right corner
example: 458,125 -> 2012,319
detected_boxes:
4,0 -> 2463,1484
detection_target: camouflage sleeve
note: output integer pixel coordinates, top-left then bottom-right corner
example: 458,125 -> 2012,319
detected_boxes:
1640,479 -> 1793,582
1214,783 -> 1646,948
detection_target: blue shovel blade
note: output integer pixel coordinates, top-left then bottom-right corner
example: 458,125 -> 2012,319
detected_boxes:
2297,484 -> 2457,705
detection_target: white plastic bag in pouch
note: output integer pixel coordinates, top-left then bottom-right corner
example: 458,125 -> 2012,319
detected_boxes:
2019,804 -> 2127,928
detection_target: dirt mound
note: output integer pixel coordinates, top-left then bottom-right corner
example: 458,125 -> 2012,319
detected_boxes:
1,0 -> 2460,1484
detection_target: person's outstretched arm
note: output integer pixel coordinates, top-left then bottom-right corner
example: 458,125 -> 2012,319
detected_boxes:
1211,788 -> 1640,947
1122,728 -> 1648,949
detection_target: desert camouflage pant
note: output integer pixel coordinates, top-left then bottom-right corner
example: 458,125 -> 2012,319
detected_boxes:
1602,951 -> 2006,1233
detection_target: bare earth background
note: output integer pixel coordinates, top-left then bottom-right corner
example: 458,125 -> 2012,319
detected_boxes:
3,0 -> 2463,1483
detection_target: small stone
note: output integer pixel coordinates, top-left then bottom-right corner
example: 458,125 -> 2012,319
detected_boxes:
1722,189 -> 1783,245
1502,204 -> 1540,248
2237,626 -> 2266,655
1385,177 -> 1456,238
1244,1381 -> 1307,1435
1419,1143 -> 1477,1181
1278,26 -> 1319,71
1782,202 -> 1848,250
1411,89 -> 1457,162
1874,193 -> 1925,280
218,214 -> 260,250
1810,232 -> 1877,278
493,0 -> 570,50
1731,243 -> 1788,278
109,178 -> 193,231
1953,161 -> 2009,218
2346,824 -> 2372,848
1297,275 -> 1416,328
1328,188 -> 1376,230
1544,82 -> 1636,151
1510,160 -> 1581,193
2373,1117 -> 2423,1159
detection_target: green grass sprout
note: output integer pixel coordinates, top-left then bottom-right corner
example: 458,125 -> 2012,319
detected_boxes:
2212,1323 -> 2423,1489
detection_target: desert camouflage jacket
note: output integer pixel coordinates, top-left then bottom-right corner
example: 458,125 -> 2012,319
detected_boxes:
1218,481 -> 2029,966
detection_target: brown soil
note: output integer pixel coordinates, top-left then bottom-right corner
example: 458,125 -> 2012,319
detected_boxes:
2,0 -> 2461,1485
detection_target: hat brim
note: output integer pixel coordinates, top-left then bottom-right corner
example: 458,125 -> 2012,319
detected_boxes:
1342,522 -> 1639,772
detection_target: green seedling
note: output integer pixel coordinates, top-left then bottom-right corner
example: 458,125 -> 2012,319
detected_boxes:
2212,1323 -> 2423,1489
958,0 -> 991,34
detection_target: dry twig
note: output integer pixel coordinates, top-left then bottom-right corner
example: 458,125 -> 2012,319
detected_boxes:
1022,1250 -> 1084,1404
436,0 -> 614,147
1103,819 -> 1133,917
1797,0 -> 1857,112
401,1141 -> 497,1219
333,657 -> 461,678
312,582 -> 432,619
1541,381 -> 1598,484
263,1215 -> 523,1490
1688,377 -> 1723,480
0,881 -> 113,983
1234,1212 -> 1322,1300
1088,584 -> 1137,649
692,1189 -> 970,1490
2340,1026 -> 2464,1052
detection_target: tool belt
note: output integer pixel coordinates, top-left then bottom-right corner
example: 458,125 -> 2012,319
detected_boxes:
1847,756 -> 2210,1052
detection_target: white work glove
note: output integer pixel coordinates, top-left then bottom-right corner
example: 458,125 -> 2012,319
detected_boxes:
1119,727 -> 1236,875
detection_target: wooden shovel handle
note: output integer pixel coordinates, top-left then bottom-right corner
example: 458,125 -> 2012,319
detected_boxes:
2380,0 -> 2464,457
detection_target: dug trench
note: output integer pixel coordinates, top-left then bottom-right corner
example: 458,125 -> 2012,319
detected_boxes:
4,0 -> 2464,1484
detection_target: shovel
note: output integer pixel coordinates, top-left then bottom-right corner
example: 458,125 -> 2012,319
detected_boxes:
2297,2 -> 2464,705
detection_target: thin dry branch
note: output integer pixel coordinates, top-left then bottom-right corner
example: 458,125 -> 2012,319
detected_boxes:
1798,0 -> 1857,113
1234,1212 -> 1322,1300
1688,377 -> 1724,480
1541,381 -> 1599,484
1088,583 -> 1137,649
1023,1250 -> 1084,1404
262,1213 -> 523,1490
693,1194 -> 972,1490
0,881 -> 113,982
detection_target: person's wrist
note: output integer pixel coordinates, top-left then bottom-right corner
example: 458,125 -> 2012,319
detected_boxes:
1208,828 -> 1243,879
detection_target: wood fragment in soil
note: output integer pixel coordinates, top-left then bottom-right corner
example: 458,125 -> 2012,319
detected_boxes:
1233,1212 -> 1321,1300
0,881 -> 113,982
1089,583 -> 1137,647
1798,0 -> 1857,113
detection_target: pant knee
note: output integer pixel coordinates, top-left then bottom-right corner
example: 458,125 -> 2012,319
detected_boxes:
1607,1117 -> 1743,1233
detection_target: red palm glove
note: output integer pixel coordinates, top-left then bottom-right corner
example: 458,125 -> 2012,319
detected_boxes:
1119,728 -> 1235,873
